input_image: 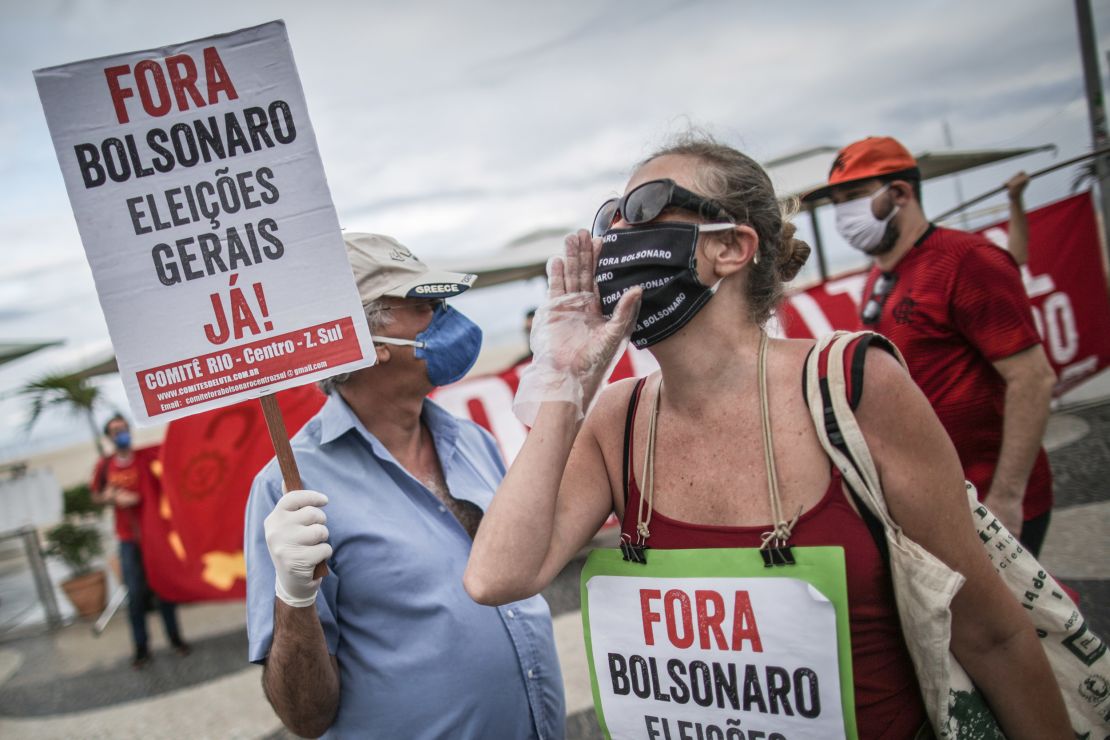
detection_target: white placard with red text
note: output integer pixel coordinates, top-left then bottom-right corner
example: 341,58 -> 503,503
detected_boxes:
586,575 -> 845,740
35,20 -> 373,424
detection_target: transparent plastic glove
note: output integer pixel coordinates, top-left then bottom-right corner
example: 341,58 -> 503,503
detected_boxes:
514,230 -> 641,426
264,489 -> 332,608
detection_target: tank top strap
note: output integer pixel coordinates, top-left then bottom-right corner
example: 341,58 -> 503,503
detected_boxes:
621,377 -> 649,510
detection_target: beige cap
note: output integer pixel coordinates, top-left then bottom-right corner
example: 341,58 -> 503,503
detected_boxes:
343,232 -> 477,304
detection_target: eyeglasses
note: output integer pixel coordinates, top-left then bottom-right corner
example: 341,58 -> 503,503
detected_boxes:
366,298 -> 445,317
591,178 -> 734,237
861,273 -> 896,325
368,297 -> 446,319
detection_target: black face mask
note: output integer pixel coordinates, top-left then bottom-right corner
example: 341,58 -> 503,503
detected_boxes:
595,222 -> 728,348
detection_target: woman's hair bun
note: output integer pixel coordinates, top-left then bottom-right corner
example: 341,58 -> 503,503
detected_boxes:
777,221 -> 811,282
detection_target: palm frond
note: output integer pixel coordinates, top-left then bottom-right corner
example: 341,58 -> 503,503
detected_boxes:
20,371 -> 102,430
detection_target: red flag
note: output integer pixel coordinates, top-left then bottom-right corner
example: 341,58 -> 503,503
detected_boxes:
143,385 -> 326,602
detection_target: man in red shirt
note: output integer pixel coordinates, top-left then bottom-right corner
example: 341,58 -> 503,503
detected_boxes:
803,136 -> 1057,555
91,414 -> 190,668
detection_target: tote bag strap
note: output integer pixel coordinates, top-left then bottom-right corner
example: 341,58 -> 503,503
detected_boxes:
804,330 -> 908,534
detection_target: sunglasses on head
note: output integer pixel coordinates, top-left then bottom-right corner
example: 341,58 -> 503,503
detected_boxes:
861,273 -> 897,325
591,178 -> 734,238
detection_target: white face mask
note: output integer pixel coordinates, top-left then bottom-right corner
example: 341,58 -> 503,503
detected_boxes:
834,184 -> 898,253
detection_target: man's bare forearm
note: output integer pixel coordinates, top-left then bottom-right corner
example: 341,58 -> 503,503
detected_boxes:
262,600 -> 340,737
993,364 -> 1054,496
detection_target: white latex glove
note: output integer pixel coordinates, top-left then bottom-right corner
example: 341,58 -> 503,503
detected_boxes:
514,229 -> 641,426
264,489 -> 332,608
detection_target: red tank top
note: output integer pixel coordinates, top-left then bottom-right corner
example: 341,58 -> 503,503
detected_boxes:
619,374 -> 927,739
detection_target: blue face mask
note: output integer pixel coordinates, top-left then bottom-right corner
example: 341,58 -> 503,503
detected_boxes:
113,431 -> 132,449
373,305 -> 483,386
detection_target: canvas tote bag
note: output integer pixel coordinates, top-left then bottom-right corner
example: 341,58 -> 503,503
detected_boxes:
805,330 -> 1109,738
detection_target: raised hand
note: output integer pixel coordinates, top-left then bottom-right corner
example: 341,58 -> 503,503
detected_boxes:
1005,171 -> 1030,203
513,229 -> 641,425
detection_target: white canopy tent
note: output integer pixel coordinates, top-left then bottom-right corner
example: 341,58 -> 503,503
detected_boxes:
441,143 -> 1056,287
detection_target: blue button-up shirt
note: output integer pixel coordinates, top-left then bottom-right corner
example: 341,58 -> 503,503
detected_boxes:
245,393 -> 564,739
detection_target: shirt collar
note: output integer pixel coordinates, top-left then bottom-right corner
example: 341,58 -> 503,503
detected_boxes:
317,392 -> 363,446
914,222 -> 936,248
421,396 -> 460,464
317,391 -> 460,462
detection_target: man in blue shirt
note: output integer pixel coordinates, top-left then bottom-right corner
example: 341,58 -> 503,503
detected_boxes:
244,233 -> 565,738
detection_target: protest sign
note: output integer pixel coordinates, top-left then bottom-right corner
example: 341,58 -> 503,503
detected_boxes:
34,20 -> 373,425
581,548 -> 856,740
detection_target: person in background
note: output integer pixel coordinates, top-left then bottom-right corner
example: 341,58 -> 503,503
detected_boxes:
244,233 -> 564,739
465,133 -> 1069,738
803,136 -> 1056,555
1005,171 -> 1031,265
515,307 -> 537,366
91,414 -> 189,668
524,307 -> 536,343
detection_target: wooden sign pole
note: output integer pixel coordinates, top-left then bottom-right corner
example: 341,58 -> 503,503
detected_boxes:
259,393 -> 328,579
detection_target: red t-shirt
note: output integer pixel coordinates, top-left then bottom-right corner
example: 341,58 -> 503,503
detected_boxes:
91,448 -> 160,543
858,225 -> 1053,519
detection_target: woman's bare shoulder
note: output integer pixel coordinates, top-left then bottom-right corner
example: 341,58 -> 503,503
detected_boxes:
585,374 -> 657,437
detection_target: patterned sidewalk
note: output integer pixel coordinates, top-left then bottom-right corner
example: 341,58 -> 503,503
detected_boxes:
0,401 -> 1106,739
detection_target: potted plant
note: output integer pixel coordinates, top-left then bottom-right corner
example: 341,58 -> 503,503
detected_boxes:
63,483 -> 105,519
45,520 -> 107,618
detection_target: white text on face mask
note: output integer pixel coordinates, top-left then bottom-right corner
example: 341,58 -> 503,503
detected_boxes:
601,275 -> 675,306
597,249 -> 673,268
637,291 -> 686,330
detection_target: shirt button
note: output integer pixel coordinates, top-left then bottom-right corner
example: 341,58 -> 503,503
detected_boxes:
506,609 -> 515,618
438,505 -> 446,513
527,669 -> 535,679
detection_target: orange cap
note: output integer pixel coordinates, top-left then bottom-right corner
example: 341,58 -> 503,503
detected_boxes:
802,136 -> 919,202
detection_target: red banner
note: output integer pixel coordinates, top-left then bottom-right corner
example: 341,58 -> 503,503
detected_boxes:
779,193 -> 1110,395
432,349 -> 656,464
985,192 -> 1110,393
146,385 -> 325,601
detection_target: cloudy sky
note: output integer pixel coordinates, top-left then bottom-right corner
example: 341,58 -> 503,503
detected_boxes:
1,0 -> 1107,458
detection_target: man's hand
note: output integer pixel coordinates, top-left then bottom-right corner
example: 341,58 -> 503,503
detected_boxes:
106,485 -> 140,508
1005,171 -> 1030,203
264,490 -> 332,608
982,485 -> 1024,539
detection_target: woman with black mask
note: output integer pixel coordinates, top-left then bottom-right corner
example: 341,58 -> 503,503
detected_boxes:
464,134 -> 1068,739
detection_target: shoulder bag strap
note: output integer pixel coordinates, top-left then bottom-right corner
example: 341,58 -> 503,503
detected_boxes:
805,330 -> 907,534
804,338 -> 889,561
